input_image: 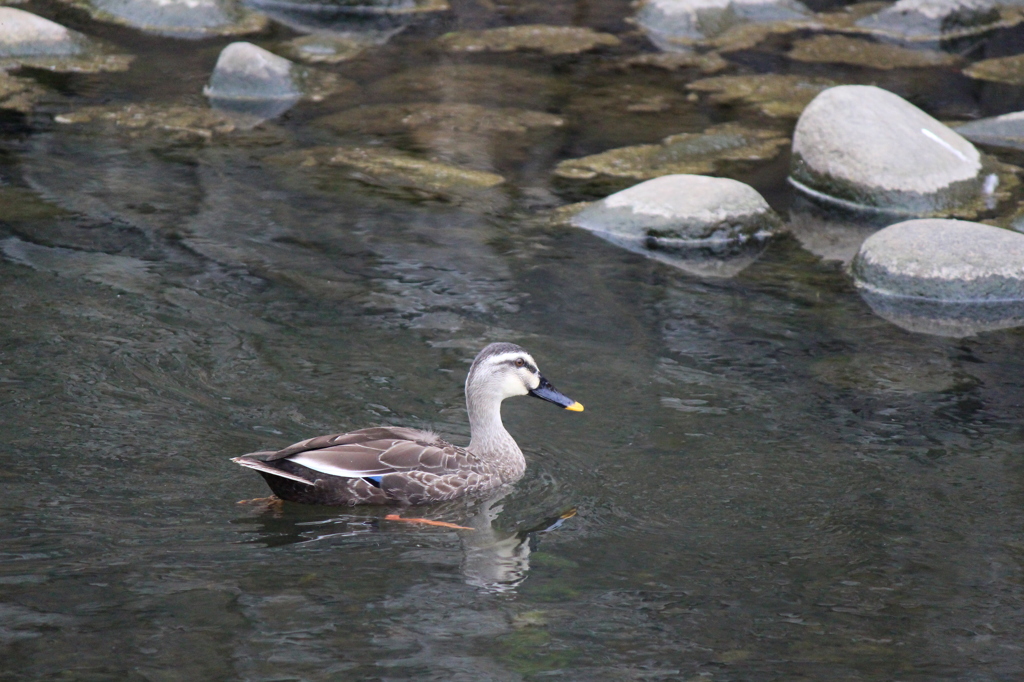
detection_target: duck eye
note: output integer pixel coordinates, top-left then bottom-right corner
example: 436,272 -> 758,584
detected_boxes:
514,358 -> 525,368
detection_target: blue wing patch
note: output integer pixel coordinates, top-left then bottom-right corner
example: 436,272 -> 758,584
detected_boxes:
363,476 -> 383,488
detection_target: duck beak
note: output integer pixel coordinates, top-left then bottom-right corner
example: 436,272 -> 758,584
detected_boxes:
529,375 -> 584,412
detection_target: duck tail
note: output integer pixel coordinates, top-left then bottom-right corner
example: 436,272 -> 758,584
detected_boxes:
231,456 -> 315,486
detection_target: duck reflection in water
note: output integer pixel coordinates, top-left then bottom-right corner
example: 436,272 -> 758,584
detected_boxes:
235,492 -> 576,592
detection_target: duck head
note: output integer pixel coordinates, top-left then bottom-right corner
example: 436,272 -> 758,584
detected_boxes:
466,342 -> 583,411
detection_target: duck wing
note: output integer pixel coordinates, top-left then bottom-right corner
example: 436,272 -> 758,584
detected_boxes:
257,427 -> 476,479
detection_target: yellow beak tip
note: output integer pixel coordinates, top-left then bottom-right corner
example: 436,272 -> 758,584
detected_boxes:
565,402 -> 584,412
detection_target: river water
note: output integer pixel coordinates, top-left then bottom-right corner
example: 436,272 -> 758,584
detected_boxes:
3,0 -> 1024,679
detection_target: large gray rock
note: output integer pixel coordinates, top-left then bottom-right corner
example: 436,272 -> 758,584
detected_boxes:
855,0 -> 1002,43
853,219 -> 1024,301
635,0 -> 810,51
853,219 -> 1024,336
956,111 -> 1024,151
0,7 -> 132,72
204,42 -> 346,120
568,174 -> 781,277
57,0 -> 266,39
790,85 -> 989,216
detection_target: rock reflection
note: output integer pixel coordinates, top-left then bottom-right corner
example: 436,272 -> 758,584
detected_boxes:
857,289 -> 1024,337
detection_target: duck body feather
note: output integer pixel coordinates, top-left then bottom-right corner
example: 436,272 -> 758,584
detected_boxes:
233,426 -> 514,506
233,342 -> 583,506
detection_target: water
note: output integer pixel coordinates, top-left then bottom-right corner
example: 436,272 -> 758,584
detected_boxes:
3,0 -> 1024,679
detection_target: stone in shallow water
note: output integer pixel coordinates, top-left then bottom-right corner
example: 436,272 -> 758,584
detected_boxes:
553,122 -> 788,190
437,25 -> 620,55
788,34 -> 961,69
367,64 -> 562,109
565,174 -> 780,277
634,0 -> 811,51
243,0 -> 447,33
0,71 -> 47,113
53,104 -> 276,143
955,111 -> 1024,151
319,102 -> 563,136
204,42 -> 349,120
56,0 -> 267,39
616,51 -> 729,73
0,7 -> 132,72
790,85 -> 988,216
963,53 -> 1024,84
277,32 -> 376,64
853,219 -> 1024,335
687,74 -> 836,118
854,0 -> 1007,43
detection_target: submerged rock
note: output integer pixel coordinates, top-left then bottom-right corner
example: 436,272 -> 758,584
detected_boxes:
367,64 -> 562,109
956,111 -> 1024,152
56,0 -> 266,39
0,7 -> 132,72
616,51 -> 729,73
687,74 -> 836,118
634,0 -> 811,51
790,85 -> 990,216
0,71 -> 47,113
565,175 -> 779,277
269,146 -> 504,199
319,102 -> 563,136
788,34 -> 960,69
853,0 -> 1010,44
277,32 -> 378,64
437,25 -> 620,55
243,0 -> 448,33
53,104 -> 276,144
963,53 -> 1024,84
554,122 -> 788,191
853,218 -> 1024,335
204,42 -> 350,120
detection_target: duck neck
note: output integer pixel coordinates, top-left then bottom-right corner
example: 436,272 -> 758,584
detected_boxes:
466,391 -> 525,479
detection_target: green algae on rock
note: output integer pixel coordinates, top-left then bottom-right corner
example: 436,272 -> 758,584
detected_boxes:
437,25 -> 620,55
53,104 -> 277,144
55,0 -> 267,39
0,7 -> 132,72
616,51 -> 729,73
269,146 -> 504,198
788,34 -> 961,69
367,64 -> 563,109
687,73 -> 836,118
963,54 -> 1024,84
0,71 -> 47,113
319,102 -> 563,136
553,122 -> 788,188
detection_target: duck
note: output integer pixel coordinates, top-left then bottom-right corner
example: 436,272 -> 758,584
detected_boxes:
232,342 -> 583,506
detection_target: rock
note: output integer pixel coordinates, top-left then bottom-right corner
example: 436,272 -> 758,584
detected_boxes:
788,34 -> 961,69
0,7 -> 132,72
367,64 -> 562,110
268,146 -> 505,200
853,219 -> 1024,301
565,174 -> 780,276
204,42 -> 350,120
956,111 -> 1024,151
790,85 -> 991,216
553,122 -> 789,192
0,71 -> 47,113
242,0 -> 448,33
687,74 -> 836,118
437,25 -> 620,55
56,0 -> 267,39
319,102 -> 563,136
854,0 -> 1007,44
53,103 -> 280,144
277,32 -> 377,64
616,51 -> 729,73
853,218 -> 1024,335
963,53 -> 1024,84
634,0 -> 811,51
